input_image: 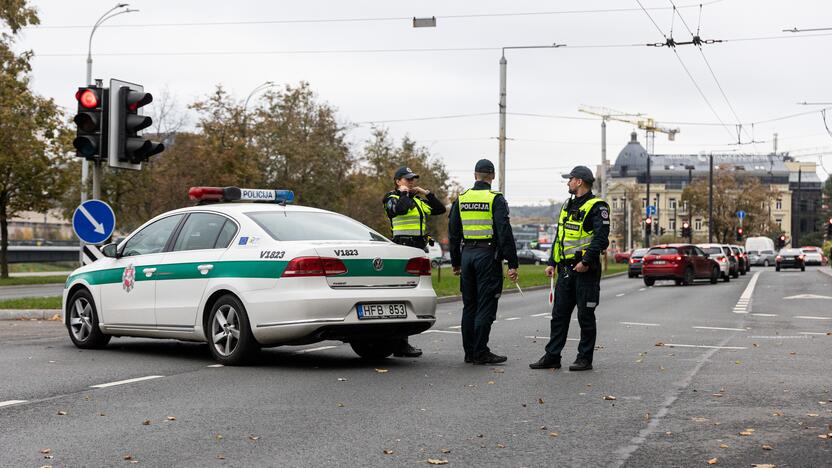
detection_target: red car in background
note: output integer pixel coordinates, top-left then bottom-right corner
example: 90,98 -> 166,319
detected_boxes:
641,244 -> 721,286
614,250 -> 632,263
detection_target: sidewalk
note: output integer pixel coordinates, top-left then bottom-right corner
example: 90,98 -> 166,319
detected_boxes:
8,271 -> 72,277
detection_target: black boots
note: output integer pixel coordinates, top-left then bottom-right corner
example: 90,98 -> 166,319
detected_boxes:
529,354 -> 562,369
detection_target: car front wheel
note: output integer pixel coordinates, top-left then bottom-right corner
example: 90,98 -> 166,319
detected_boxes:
710,266 -> 719,284
67,289 -> 111,349
351,340 -> 397,360
681,267 -> 695,286
208,295 -> 258,365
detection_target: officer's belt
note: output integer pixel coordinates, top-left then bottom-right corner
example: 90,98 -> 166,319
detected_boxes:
462,239 -> 494,248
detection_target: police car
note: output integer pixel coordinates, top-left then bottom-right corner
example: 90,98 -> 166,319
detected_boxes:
63,187 -> 437,365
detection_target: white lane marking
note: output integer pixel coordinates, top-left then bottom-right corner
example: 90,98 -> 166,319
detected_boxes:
693,326 -> 747,332
524,336 -> 578,342
504,317 -> 521,321
0,400 -> 27,408
448,325 -> 462,329
423,330 -> 462,335
620,322 -> 660,327
531,313 -> 549,317
206,364 -> 224,368
733,311 -> 749,314
294,345 -> 338,354
783,294 -> 832,300
90,375 -> 164,389
749,335 -> 808,339
616,293 -> 626,297
638,288 -> 646,291
798,332 -> 830,336
751,313 -> 778,317
662,343 -> 747,350
794,316 -> 832,320
739,271 -> 761,301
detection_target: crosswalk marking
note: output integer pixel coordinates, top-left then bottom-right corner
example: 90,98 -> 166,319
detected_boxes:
423,330 -> 462,335
294,346 -> 338,354
794,316 -> 832,320
90,375 -> 164,389
662,343 -> 747,350
693,326 -> 746,332
0,400 -> 27,408
620,322 -> 660,327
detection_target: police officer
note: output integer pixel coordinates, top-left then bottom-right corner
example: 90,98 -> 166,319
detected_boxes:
530,165 -> 609,372
384,166 -> 447,357
448,159 -> 519,365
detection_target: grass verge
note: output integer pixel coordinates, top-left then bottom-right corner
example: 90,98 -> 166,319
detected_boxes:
9,262 -> 77,273
0,275 -> 69,287
432,262 -> 628,297
0,296 -> 62,310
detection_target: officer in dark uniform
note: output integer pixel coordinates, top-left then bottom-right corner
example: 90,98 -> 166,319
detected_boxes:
383,166 -> 447,357
448,159 -> 519,365
530,165 -> 609,372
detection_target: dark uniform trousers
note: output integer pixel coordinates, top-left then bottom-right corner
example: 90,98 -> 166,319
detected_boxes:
460,245 -> 503,358
544,263 -> 601,362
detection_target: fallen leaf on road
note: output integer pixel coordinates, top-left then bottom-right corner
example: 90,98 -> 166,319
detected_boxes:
48,313 -> 61,321
735,360 -> 742,365
539,426 -> 546,430
807,413 -> 819,417
337,377 -> 348,382
739,429 -> 755,436
655,342 -> 664,347
602,395 -> 617,401
476,434 -> 484,438
549,432 -> 559,437
487,381 -> 495,385
719,444 -> 729,449
635,359 -> 643,363
142,419 -> 151,425
644,413 -> 650,421
57,411 -> 67,416
166,416 -> 176,421
761,444 -> 773,450
40,449 -> 51,454
751,465 -> 775,468
375,368 -> 389,373
753,343 -> 758,347
538,398 -> 545,404
216,454 -> 225,460
818,434 -> 829,439
496,443 -> 505,448
441,448 -> 451,453
707,457 -> 718,465
692,417 -> 709,422
492,368 -> 504,373
427,458 -> 448,465
123,455 -> 134,461
215,434 -> 223,440
665,432 -> 673,436
248,435 -> 260,441
99,412 -> 106,417
383,449 -> 394,455
336,402 -> 345,407
789,352 -> 796,355
712,393 -> 724,397
772,411 -> 783,417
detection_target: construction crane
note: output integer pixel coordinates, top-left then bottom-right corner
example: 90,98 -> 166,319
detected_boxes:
579,105 -> 680,155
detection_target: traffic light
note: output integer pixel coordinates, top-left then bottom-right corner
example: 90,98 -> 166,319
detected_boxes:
777,234 -> 786,249
681,221 -> 691,238
736,227 -> 743,242
109,79 -> 164,170
72,86 -> 108,160
827,218 -> 832,239
660,227 -> 666,236
645,217 -> 653,231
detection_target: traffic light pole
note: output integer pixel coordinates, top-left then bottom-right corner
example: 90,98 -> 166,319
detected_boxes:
645,153 -> 651,247
708,153 -> 714,243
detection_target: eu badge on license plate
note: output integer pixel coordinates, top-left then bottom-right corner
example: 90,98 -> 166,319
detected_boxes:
357,303 -> 407,320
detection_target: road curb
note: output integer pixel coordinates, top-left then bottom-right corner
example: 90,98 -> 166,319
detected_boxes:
818,268 -> 832,280
436,270 -> 628,304
0,309 -> 62,320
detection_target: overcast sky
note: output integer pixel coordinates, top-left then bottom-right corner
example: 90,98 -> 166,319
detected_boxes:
15,0 -> 832,204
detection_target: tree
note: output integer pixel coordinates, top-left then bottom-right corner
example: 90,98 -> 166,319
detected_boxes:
0,1 -> 72,277
682,168 -> 780,244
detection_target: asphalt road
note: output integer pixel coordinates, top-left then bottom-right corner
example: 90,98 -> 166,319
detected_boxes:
0,283 -> 64,299
1,267 -> 831,467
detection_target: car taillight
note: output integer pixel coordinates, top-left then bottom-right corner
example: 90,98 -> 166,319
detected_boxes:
629,258 -> 635,264
719,257 -> 727,263
405,257 -> 431,275
282,256 -> 347,277
798,255 -> 805,260
776,255 -> 782,261
673,256 -> 682,262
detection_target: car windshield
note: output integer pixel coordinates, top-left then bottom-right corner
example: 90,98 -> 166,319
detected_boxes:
648,248 -> 677,255
246,211 -> 388,242
701,247 -> 722,255
632,248 -> 649,257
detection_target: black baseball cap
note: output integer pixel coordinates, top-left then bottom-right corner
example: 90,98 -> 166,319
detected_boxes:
394,166 -> 419,180
562,165 -> 595,183
475,159 -> 495,174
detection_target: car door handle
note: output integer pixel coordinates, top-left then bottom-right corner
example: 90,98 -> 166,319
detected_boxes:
198,264 -> 214,275
143,267 -> 157,277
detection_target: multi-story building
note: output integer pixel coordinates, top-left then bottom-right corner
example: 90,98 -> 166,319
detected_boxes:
605,132 -> 794,250
785,160 -> 823,246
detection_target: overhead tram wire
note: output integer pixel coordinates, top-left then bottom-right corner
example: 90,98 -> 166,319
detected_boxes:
31,1 -> 727,30
634,0 -> 737,142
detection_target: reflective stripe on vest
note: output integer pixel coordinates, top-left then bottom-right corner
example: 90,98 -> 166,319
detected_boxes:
553,197 -> 605,263
388,194 -> 432,237
458,189 -> 499,240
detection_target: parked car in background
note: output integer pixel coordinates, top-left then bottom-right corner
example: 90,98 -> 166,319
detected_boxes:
799,246 -> 823,266
747,249 -> 776,267
641,244 -> 720,286
428,243 -> 445,268
697,244 -> 732,282
728,245 -> 747,275
614,250 -> 632,263
776,248 -> 805,271
517,248 -> 549,265
627,248 -> 650,278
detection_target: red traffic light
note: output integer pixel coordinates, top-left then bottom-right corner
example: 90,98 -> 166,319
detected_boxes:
779,235 -> 786,241
645,217 -> 653,225
737,228 -> 743,234
828,218 -> 832,224
682,221 -> 690,229
75,89 -> 99,109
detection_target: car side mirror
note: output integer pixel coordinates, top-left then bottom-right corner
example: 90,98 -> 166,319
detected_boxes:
101,243 -> 120,258
703,253 -> 710,258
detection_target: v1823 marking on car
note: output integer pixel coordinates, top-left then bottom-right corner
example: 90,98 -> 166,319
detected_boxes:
63,186 -> 437,365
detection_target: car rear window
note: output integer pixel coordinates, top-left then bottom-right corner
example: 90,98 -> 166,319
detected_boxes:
648,248 -> 678,255
701,247 -> 722,255
780,249 -> 800,255
246,211 -> 388,242
762,250 -> 773,254
801,247 -> 818,252
632,248 -> 649,256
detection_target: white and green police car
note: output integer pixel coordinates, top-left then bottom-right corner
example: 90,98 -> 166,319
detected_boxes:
63,187 -> 437,365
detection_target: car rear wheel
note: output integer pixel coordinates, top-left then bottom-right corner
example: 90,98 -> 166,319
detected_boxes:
681,267 -> 694,286
763,260 -> 769,267
643,277 -> 655,287
722,272 -> 730,282
731,268 -> 739,279
709,266 -> 719,284
67,289 -> 111,349
740,264 -> 746,275
350,340 -> 397,360
208,295 -> 258,365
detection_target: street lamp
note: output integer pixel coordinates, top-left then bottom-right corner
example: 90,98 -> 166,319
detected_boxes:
498,44 -> 566,195
82,3 -> 137,204
243,81 -> 276,140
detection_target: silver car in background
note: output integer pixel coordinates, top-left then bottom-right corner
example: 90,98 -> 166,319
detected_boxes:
748,249 -> 776,267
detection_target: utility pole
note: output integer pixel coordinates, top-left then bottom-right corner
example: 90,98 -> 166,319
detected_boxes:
645,153 -> 651,246
600,118 -> 607,200
794,168 -> 802,247
708,153 -> 714,243
625,200 -> 631,250
498,54 -> 507,193
773,132 -> 778,154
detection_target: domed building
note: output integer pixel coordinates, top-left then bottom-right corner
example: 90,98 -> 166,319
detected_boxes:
603,132 -> 815,250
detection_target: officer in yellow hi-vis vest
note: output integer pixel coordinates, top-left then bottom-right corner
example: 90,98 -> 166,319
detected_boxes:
448,159 -> 519,365
530,166 -> 610,372
384,166 -> 447,357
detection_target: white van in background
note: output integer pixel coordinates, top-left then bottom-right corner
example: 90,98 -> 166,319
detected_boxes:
745,236 -> 776,266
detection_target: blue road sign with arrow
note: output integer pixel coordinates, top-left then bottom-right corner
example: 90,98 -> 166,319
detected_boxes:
646,205 -> 656,216
736,210 -> 746,220
72,200 -> 116,245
